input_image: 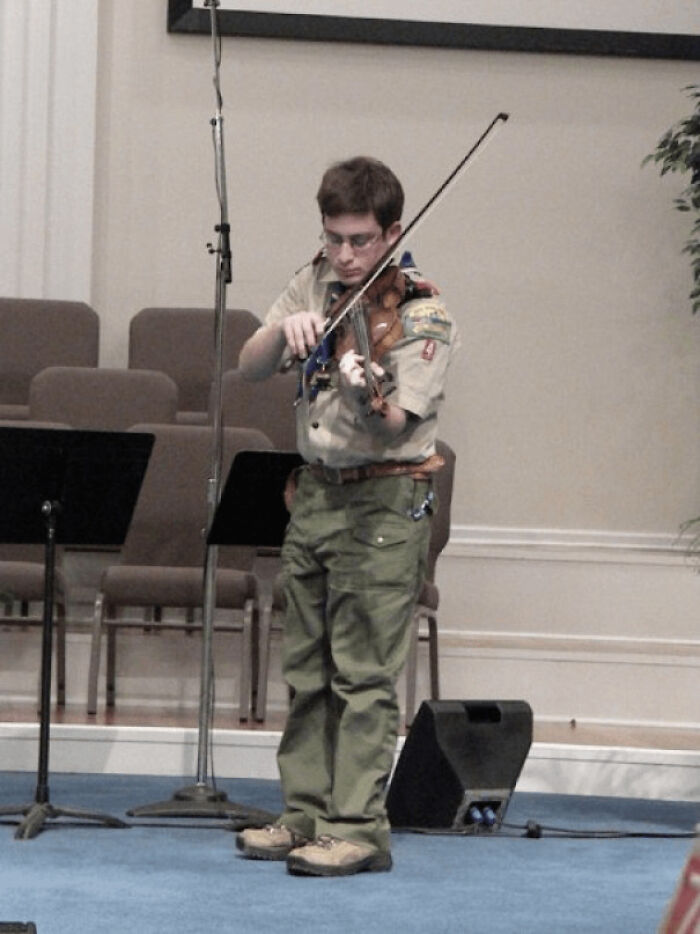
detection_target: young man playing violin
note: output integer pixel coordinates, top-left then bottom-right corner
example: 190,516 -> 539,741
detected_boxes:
237,156 -> 457,876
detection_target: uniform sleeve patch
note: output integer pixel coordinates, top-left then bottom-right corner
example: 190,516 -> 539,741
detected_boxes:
421,339 -> 436,361
402,301 -> 452,344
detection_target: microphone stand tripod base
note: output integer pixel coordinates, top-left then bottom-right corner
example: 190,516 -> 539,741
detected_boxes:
126,782 -> 276,828
0,801 -> 129,840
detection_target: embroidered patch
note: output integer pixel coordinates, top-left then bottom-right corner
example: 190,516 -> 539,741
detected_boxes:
421,339 -> 436,361
402,301 -> 451,344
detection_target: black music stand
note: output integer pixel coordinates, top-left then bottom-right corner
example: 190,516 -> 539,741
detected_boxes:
0,427 -> 153,839
126,449 -> 302,824
208,450 -> 304,549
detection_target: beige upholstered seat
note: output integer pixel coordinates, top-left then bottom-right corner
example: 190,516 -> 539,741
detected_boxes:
0,298 -> 99,421
29,366 -> 178,430
128,307 -> 261,424
218,368 -> 298,451
254,440 -> 456,728
86,424 -> 273,722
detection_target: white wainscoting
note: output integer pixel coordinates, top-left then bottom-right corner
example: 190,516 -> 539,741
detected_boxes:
430,525 -> 700,737
1,526 -> 698,800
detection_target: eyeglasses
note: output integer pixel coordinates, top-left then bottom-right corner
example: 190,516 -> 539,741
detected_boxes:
319,230 -> 382,252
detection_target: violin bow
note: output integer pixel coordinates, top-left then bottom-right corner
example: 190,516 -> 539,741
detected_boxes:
318,111 -> 510,345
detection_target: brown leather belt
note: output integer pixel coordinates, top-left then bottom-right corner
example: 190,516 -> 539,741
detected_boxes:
308,452 -> 444,485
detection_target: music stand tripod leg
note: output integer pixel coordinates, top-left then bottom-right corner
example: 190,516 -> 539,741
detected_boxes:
0,499 -> 128,840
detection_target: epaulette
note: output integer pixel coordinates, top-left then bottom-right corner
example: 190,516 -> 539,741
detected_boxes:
403,278 -> 435,302
399,250 -> 439,301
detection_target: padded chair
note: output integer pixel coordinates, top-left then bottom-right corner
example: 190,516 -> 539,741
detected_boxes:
253,440 -> 456,728
28,366 -> 178,430
217,368 -> 298,716
218,368 -> 298,451
0,298 -> 99,420
86,424 -> 273,721
128,307 -> 261,425
403,439 -> 456,726
0,544 -> 67,707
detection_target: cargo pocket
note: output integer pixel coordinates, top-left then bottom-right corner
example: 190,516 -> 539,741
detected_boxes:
341,515 -> 417,591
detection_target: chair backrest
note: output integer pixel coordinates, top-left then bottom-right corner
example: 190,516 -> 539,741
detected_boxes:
122,423 -> 273,570
28,367 -> 178,430
0,544 -> 45,564
426,439 -> 456,581
218,368 -> 298,451
128,307 -> 261,417
0,298 -> 99,410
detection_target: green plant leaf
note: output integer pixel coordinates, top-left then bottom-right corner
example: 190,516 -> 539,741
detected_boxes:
644,85 -> 700,317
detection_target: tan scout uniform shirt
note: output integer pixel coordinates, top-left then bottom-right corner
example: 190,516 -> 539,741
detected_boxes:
265,256 -> 458,469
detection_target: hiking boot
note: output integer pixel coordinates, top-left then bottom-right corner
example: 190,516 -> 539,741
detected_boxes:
236,824 -> 309,861
286,835 -> 392,877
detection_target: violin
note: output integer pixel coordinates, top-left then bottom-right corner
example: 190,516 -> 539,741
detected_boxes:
331,265 -> 407,415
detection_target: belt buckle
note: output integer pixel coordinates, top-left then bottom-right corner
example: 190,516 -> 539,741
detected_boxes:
321,465 -> 345,485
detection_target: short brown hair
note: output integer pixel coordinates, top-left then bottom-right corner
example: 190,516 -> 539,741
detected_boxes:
316,156 -> 404,230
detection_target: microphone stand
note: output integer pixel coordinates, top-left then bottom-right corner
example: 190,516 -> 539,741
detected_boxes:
127,0 -> 274,827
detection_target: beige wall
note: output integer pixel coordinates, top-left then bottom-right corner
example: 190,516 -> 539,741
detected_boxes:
91,2 -> 700,537
1,3 -> 697,749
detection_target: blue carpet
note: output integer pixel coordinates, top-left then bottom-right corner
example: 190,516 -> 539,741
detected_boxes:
0,772 -> 696,933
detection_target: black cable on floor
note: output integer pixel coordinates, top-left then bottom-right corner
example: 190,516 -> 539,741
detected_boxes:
504,819 -> 698,840
393,821 -> 697,841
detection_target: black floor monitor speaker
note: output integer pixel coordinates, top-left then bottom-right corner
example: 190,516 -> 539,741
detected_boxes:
387,700 -> 533,833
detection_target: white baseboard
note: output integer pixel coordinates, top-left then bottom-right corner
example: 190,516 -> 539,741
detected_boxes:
1,722 -> 698,802
517,743 -> 700,802
0,723 -> 282,781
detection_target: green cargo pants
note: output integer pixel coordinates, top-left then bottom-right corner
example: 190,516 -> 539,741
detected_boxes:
276,468 -> 432,854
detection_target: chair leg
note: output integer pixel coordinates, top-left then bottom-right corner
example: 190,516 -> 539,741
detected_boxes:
238,598 -> 254,723
87,592 -> 106,714
106,621 -> 117,708
55,600 -> 67,707
404,609 -> 420,729
254,595 -> 273,723
19,603 -> 42,714
32,597 -> 67,710
427,615 -> 440,700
